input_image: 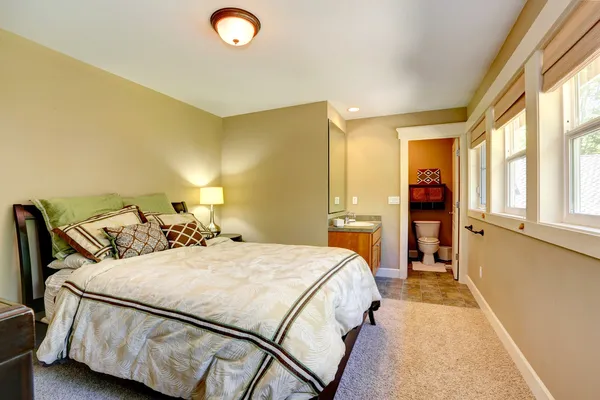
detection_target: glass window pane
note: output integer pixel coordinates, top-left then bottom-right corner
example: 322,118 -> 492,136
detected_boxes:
573,130 -> 600,216
511,112 -> 526,154
577,56 -> 600,126
508,157 -> 527,209
480,142 -> 487,206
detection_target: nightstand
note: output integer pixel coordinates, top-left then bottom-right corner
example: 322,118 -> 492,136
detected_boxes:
220,233 -> 243,242
0,299 -> 35,399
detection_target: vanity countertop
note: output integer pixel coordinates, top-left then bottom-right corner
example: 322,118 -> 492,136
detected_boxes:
328,221 -> 382,233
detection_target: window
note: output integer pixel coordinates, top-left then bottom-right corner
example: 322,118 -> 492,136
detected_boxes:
563,55 -> 600,227
480,142 -> 487,208
470,141 -> 487,211
502,111 -> 527,216
473,142 -> 487,210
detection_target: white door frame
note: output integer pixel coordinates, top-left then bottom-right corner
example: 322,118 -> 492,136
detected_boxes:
396,122 -> 469,282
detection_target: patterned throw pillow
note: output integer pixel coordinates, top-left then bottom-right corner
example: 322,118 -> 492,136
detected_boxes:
161,222 -> 207,248
103,221 -> 169,259
53,205 -> 144,262
145,212 -> 214,239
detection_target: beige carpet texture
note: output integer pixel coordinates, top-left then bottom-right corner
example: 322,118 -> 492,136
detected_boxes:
334,299 -> 534,400
34,299 -> 533,399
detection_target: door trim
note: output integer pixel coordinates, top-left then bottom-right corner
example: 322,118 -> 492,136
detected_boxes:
452,138 -> 460,280
397,122 -> 469,282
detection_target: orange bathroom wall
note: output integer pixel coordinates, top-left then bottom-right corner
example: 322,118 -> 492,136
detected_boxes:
408,138 -> 455,250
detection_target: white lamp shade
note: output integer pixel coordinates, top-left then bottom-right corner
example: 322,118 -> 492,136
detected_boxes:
200,187 -> 224,205
215,16 -> 256,46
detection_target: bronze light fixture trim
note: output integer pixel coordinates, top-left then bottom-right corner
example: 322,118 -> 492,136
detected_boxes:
210,7 -> 261,46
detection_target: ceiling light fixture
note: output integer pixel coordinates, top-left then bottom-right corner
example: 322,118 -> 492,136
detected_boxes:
348,107 -> 360,112
210,8 -> 261,46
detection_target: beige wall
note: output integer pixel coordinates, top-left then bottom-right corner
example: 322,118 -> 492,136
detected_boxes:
221,102 -> 329,246
408,138 -> 455,250
467,219 -> 600,399
329,121 -> 347,214
467,0 -> 547,115
0,30 -> 223,301
327,102 -> 346,133
465,2 -> 600,398
346,108 -> 466,270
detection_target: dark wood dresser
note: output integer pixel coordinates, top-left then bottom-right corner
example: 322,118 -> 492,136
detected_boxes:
0,299 -> 35,400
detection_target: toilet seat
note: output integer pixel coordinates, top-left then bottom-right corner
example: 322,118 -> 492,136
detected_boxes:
418,237 -> 439,244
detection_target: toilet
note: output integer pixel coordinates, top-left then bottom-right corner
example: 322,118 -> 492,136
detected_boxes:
414,221 -> 441,266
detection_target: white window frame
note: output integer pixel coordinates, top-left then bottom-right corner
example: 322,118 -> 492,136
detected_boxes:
562,75 -> 600,228
502,111 -> 527,218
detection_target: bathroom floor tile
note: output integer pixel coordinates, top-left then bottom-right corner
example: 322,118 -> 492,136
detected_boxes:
402,288 -> 422,296
420,273 -> 439,281
421,297 -> 445,305
441,291 -> 464,300
401,293 -> 422,302
438,273 -> 455,282
374,268 -> 480,309
464,299 -> 480,308
387,279 -> 404,288
443,299 -> 466,307
420,287 -> 441,295
422,292 -> 444,301
461,291 -> 477,301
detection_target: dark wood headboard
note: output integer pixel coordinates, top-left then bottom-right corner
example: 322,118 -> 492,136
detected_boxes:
13,204 -> 54,313
13,201 -> 188,314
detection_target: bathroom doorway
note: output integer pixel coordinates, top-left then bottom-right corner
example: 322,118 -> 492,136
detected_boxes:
407,138 -> 457,277
397,123 -> 468,282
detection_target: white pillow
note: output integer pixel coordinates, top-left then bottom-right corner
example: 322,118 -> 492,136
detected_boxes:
53,205 -> 144,262
48,253 -> 93,270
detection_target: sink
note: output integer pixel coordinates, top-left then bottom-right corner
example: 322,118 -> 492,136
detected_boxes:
344,221 -> 374,227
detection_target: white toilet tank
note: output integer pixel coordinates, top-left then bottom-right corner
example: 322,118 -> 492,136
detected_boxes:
414,221 -> 441,238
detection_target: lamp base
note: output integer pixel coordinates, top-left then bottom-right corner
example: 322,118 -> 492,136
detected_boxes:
207,221 -> 221,237
208,204 -> 221,237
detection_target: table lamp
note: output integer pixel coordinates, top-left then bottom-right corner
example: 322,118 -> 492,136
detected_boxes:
200,187 -> 224,236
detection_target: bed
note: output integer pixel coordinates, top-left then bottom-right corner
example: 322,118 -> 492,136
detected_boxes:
13,202 -> 381,400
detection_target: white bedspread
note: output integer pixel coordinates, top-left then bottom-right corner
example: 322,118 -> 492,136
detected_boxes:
43,269 -> 76,323
37,240 -> 381,399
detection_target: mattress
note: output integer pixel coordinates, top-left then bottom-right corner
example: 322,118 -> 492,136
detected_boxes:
38,240 -> 381,399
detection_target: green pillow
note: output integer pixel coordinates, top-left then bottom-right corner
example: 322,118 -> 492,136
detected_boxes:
123,193 -> 175,215
32,193 -> 124,259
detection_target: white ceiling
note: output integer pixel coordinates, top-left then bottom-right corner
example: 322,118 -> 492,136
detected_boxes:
0,0 -> 526,120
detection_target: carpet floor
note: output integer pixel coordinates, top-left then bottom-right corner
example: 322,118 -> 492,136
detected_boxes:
334,299 -> 533,400
34,299 -> 533,400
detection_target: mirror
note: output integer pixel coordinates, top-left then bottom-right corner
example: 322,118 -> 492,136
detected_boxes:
329,119 -> 347,214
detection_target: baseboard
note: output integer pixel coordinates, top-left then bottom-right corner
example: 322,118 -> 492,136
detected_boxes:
466,276 -> 555,400
408,250 -> 418,258
375,267 -> 402,279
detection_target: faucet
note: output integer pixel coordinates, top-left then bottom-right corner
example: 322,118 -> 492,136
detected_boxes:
345,212 -> 356,224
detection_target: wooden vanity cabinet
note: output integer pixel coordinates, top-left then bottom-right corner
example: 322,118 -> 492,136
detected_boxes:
328,227 -> 381,276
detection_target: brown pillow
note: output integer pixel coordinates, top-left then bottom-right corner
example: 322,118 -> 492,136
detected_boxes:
144,212 -> 214,239
103,221 -> 169,259
160,221 -> 207,248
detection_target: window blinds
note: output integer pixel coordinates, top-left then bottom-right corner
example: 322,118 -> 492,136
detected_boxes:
470,118 -> 486,149
494,73 -> 525,129
493,73 -> 525,129
542,1 -> 600,92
